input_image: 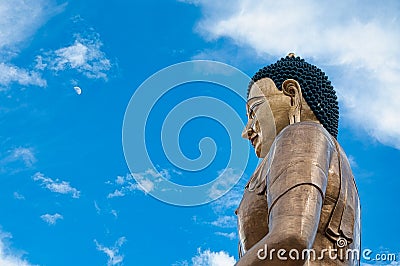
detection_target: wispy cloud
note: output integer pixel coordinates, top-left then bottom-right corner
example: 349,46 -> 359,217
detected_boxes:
184,0 -> 400,149
188,170 -> 244,262
94,201 -> 101,214
177,0 -> 201,5
1,147 -> 37,171
94,237 -> 126,266
0,1 -> 111,90
131,170 -> 158,193
40,213 -> 63,225
0,230 -> 36,266
33,172 -> 81,198
175,248 -> 236,266
107,189 -> 125,199
0,0 -> 64,56
40,33 -> 112,80
361,261 -> 400,266
0,147 -> 37,174
191,248 -> 236,266
110,210 -> 118,218
210,216 -> 236,228
7,147 -> 37,167
211,173 -> 244,214
348,155 -> 358,169
13,192 -> 25,200
107,170 -> 170,198
215,232 -> 236,240
0,63 -> 46,88
208,168 -> 242,200
0,0 -> 63,88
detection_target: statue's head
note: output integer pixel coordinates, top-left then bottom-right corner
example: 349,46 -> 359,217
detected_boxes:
242,54 -> 339,158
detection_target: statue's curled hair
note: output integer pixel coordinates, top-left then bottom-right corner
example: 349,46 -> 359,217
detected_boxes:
249,55 -> 339,138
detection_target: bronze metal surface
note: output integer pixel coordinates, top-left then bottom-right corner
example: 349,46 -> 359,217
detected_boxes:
236,77 -> 360,265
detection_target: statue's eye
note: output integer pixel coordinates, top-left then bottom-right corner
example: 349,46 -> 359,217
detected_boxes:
249,109 -> 255,119
247,99 -> 263,119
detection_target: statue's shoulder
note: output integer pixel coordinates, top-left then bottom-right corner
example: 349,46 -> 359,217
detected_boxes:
245,122 -> 339,196
265,121 -> 338,201
276,121 -> 336,150
280,121 -> 333,138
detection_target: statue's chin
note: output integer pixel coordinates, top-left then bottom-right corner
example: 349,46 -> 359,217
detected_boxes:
255,143 -> 263,158
257,139 -> 274,158
256,150 -> 266,158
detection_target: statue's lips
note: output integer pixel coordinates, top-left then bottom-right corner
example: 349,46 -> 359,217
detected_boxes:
250,135 -> 258,147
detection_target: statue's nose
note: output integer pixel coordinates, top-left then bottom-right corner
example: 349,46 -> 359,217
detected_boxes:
242,122 -> 253,139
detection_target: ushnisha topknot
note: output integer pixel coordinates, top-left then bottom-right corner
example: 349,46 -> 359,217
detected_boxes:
248,54 -> 339,138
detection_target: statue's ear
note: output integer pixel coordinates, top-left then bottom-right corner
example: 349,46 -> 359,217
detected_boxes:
282,79 -> 303,124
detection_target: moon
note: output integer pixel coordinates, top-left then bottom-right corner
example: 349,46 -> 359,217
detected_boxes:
73,86 -> 82,95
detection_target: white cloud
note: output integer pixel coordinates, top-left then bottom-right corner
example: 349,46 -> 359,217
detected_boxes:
361,262 -> 400,266
94,201 -> 101,214
184,0 -> 400,149
0,2 -> 111,89
1,147 -> 37,170
107,170 -> 170,198
211,176 -> 244,214
348,155 -> 358,169
0,0 -> 64,56
172,261 -> 189,266
8,147 -> 37,167
191,249 -> 236,266
0,0 -> 63,88
215,232 -> 236,240
110,210 -> 118,218
94,237 -> 126,266
107,189 -> 125,199
0,147 -> 37,174
208,168 -> 241,200
33,172 -> 81,198
40,213 -> 63,225
41,34 -> 112,80
0,63 -> 46,88
13,192 -> 25,200
177,0 -> 201,5
131,173 -> 156,193
115,175 -> 125,185
0,230 -> 36,266
210,216 -> 236,228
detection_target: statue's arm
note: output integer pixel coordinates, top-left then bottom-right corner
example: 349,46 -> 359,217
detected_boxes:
236,123 -> 335,266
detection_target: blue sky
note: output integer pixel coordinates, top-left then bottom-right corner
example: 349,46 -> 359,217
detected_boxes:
1,0 -> 399,265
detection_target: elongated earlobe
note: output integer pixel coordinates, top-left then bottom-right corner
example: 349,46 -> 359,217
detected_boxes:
282,79 -> 303,124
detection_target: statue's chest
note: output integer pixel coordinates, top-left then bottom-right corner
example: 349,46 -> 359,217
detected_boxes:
235,158 -> 270,253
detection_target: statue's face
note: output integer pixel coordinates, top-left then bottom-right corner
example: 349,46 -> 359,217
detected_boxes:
242,77 -> 319,158
242,78 -> 285,158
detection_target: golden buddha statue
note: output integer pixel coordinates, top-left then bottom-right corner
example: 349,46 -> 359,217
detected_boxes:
235,54 -> 360,265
